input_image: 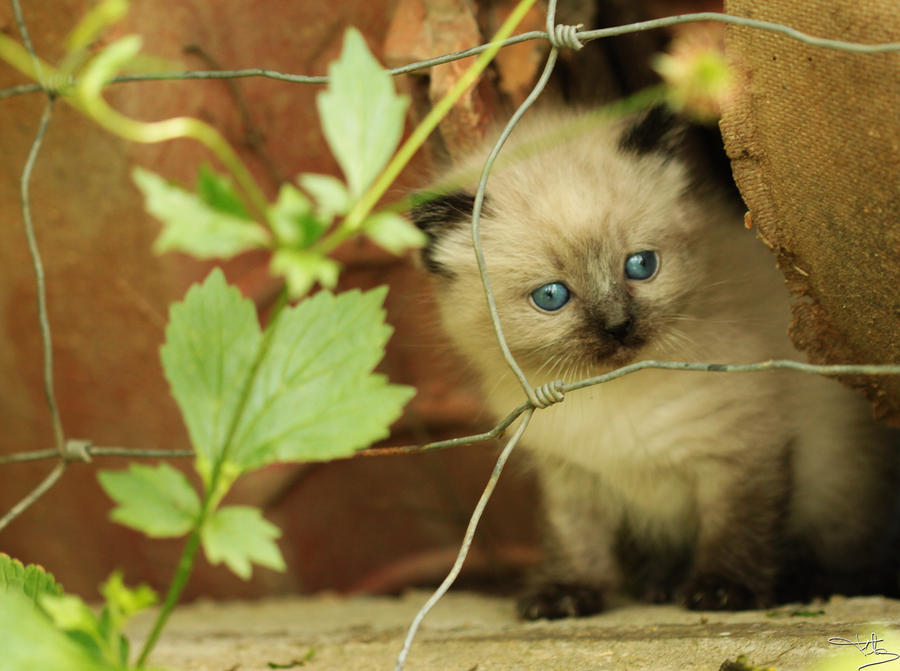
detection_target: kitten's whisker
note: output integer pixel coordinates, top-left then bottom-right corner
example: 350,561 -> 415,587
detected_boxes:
532,351 -> 560,377
653,326 -> 702,360
665,314 -> 775,329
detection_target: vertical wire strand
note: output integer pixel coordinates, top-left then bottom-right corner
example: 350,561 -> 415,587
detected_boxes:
394,3 -> 567,668
470,46 -> 561,408
10,0 -> 44,84
394,409 -> 534,671
21,98 -> 65,454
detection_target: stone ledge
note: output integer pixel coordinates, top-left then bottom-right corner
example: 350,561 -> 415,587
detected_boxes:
128,591 -> 900,670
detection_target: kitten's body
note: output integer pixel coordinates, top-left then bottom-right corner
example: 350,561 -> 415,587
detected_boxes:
414,108 -> 899,616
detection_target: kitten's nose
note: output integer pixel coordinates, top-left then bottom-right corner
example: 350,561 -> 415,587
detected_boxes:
603,318 -> 633,343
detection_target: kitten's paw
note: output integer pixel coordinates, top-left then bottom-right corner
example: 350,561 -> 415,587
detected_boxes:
682,574 -> 769,611
517,582 -> 606,620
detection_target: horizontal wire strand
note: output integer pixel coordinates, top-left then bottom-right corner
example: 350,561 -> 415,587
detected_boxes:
2,12 -> 898,99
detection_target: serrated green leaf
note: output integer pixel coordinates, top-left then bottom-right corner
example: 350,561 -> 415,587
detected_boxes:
270,248 -> 341,299
363,211 -> 427,255
225,286 -> 415,470
97,463 -> 201,537
196,164 -> 252,220
0,592 -> 109,671
268,184 -> 327,247
162,272 -> 414,481
133,167 -> 270,259
316,27 -> 409,198
160,268 -> 262,483
201,506 -> 285,579
0,553 -> 63,608
299,173 -> 350,222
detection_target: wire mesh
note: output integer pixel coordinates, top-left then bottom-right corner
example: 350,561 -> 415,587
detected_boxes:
2,1 -> 900,667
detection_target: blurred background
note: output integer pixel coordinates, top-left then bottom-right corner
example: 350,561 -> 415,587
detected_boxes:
2,0 -> 895,601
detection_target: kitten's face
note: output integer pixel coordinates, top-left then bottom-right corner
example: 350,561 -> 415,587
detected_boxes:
413,110 -> 712,382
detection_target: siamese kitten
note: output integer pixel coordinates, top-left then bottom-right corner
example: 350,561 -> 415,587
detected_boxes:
412,107 -> 899,618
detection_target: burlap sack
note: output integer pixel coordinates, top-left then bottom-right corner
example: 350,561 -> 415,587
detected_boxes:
720,0 -> 900,424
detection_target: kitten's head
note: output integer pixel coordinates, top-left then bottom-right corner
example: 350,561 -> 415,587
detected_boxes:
411,108 -> 721,381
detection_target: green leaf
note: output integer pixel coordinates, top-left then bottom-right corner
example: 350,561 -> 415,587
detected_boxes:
0,592 -> 108,671
35,572 -> 155,670
0,553 -> 63,608
268,184 -> 327,247
160,268 -> 261,484
226,286 -> 415,470
161,271 -> 414,480
98,463 -> 201,537
196,163 -> 252,220
40,594 -> 101,636
363,211 -> 427,255
299,173 -> 350,222
270,248 -> 340,299
316,27 -> 409,199
100,571 -> 157,622
201,506 -> 285,579
133,167 -> 270,259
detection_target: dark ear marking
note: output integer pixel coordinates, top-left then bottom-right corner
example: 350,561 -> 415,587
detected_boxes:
409,190 -> 477,233
617,105 -> 684,159
409,190 -> 488,278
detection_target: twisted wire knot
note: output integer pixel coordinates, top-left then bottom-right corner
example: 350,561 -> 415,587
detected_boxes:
532,380 -> 565,409
548,24 -> 584,51
41,73 -> 72,97
64,439 -> 93,463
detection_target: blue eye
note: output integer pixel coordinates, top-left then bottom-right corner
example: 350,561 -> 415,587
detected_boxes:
624,250 -> 659,280
530,282 -> 571,312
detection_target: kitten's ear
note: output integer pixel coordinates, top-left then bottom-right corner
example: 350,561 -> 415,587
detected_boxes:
409,190 -> 478,278
617,105 -> 685,159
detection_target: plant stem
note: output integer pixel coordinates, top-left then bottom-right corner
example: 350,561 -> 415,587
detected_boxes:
313,0 -> 538,255
0,32 -> 270,222
110,108 -> 269,220
135,527 -> 202,667
348,0 -> 535,226
135,293 -> 293,667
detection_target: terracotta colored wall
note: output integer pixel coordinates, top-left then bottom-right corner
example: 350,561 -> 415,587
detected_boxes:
0,0 -> 539,600
1,0 -> 722,601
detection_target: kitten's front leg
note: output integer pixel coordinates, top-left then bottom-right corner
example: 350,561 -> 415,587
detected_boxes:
518,460 -> 622,620
517,580 -> 607,620
681,450 -> 790,610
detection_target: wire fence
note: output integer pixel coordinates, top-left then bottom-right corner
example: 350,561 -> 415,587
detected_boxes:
3,0 -> 900,668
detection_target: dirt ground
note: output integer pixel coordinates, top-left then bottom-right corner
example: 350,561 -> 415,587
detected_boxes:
127,591 -> 900,671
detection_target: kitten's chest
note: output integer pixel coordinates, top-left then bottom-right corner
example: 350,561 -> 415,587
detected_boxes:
490,370 -> 757,474
519,384 -> 703,528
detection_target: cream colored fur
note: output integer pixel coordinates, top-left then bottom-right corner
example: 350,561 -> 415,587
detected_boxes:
419,109 -> 897,610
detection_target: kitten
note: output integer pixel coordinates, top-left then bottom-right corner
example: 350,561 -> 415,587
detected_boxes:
411,107 -> 899,618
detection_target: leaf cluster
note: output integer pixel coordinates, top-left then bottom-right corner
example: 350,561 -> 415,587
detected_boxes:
99,269 -> 414,579
0,555 -> 161,671
131,27 -> 426,298
0,267 -> 414,669
1,7 -> 423,669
